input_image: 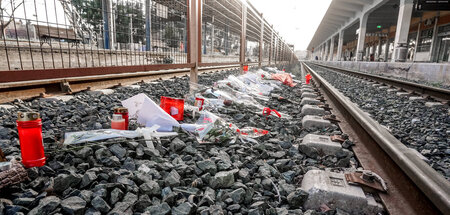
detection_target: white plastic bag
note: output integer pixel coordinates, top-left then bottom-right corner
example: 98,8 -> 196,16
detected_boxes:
122,93 -> 180,131
64,128 -> 177,145
64,129 -> 140,144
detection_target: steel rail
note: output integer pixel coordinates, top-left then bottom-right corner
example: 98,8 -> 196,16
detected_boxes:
309,62 -> 450,101
302,62 -> 450,214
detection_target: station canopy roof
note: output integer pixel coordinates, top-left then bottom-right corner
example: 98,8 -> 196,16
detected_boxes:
307,0 -> 422,51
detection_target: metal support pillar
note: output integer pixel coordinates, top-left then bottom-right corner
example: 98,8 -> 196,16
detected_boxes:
371,43 -> 376,61
319,44 -> 322,60
281,44 -> 284,64
429,12 -> 439,62
224,26 -> 229,55
384,28 -> 390,62
385,39 -> 390,62
198,0 -> 203,63
102,0 -> 114,49
211,16 -> 214,55
145,0 -> 152,51
129,13 -> 133,45
323,44 -> 326,60
392,0 -> 413,62
273,38 -> 276,65
356,12 -> 368,61
377,39 -> 382,60
188,0 -> 201,84
326,40 -> 330,61
240,3 -> 247,73
413,20 -> 421,61
337,30 -> 344,61
319,43 -> 325,61
259,15 -> 264,68
321,44 -> 324,60
329,36 -> 335,61
317,45 -> 320,60
365,47 -> 368,60
275,38 -> 278,65
269,27 -> 273,65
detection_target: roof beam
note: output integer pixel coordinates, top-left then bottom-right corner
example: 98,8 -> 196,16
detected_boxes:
324,20 -> 344,25
333,2 -> 364,12
361,0 -> 374,4
329,9 -> 355,17
339,0 -> 366,6
327,12 -> 351,20
327,15 -> 349,22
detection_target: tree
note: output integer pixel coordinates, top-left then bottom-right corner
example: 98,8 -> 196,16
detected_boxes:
0,0 -> 23,39
115,1 -> 145,44
71,0 -> 103,33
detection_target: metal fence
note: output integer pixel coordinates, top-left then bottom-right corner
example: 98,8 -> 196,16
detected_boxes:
0,0 -> 297,82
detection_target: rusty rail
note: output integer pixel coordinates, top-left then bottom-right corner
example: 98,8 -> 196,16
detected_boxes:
0,62 -> 290,104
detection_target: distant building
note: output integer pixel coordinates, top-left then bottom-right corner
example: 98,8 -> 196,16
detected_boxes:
1,20 -> 80,43
295,50 -> 308,60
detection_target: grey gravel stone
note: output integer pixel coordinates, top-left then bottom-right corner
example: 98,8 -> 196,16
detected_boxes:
139,180 -> 161,196
230,188 -> 245,204
210,171 -> 235,188
110,188 -> 124,205
197,160 -> 217,175
170,138 -> 186,152
61,196 -> 86,215
76,147 -> 93,159
109,144 -> 127,159
28,196 -> 60,215
84,208 -> 101,215
171,202 -> 193,215
299,144 -> 319,159
147,202 -> 171,215
53,172 -> 82,193
164,170 -> 181,187
78,190 -> 93,203
91,196 -> 111,213
12,198 -> 34,207
80,171 -> 97,188
135,195 -> 152,212
287,189 -> 309,208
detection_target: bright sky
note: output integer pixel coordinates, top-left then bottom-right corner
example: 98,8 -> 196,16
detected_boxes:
250,0 -> 332,51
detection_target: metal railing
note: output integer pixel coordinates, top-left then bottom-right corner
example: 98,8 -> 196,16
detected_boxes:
0,0 -> 297,83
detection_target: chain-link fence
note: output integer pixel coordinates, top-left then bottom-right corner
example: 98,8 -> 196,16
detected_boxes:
0,0 -> 296,73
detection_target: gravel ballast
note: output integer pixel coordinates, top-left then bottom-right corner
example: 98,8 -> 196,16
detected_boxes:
0,67 -> 363,214
311,65 -> 449,180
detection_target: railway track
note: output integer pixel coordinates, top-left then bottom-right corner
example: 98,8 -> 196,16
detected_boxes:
302,62 -> 450,215
1,62 -> 448,214
309,62 -> 450,102
0,64 -> 250,104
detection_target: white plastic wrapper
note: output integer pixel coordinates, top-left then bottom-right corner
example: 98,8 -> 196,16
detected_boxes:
194,111 -> 221,140
122,93 -> 180,131
64,129 -> 141,144
64,128 -> 177,145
